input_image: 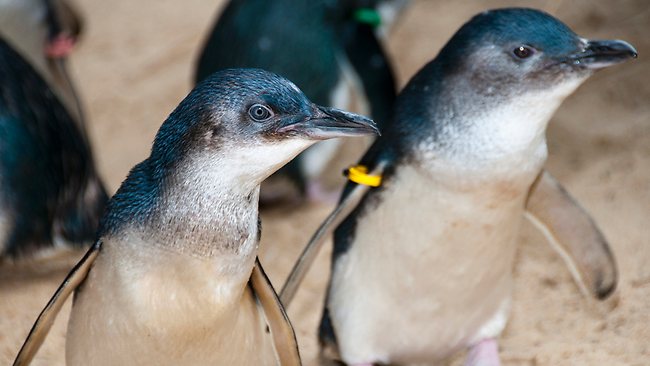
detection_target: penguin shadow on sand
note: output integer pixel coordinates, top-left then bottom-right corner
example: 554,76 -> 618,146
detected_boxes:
195,0 -> 410,206
0,0 -> 108,266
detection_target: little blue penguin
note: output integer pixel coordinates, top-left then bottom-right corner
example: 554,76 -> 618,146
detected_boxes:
0,0 -> 85,122
318,8 -> 637,366
0,0 -> 107,258
13,68 -> 378,366
195,0 -> 406,204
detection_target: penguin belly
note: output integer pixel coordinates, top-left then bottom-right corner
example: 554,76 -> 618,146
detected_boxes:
66,237 -> 277,366
328,164 -> 537,365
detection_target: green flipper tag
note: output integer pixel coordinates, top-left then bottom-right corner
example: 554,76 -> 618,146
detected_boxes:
353,8 -> 382,28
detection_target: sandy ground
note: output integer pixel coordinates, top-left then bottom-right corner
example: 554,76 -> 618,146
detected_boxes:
1,0 -> 648,365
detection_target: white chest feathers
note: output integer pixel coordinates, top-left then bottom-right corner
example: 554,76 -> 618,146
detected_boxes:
328,159 -> 541,364
418,78 -> 585,172
65,234 -> 277,366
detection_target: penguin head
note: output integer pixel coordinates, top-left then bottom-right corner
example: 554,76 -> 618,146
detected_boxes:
438,8 -> 637,99
151,68 -> 378,183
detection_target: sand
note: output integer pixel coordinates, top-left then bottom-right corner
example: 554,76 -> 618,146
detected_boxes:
1,0 -> 648,365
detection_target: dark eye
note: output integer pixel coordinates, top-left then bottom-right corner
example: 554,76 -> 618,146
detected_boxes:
513,45 -> 534,59
248,104 -> 273,121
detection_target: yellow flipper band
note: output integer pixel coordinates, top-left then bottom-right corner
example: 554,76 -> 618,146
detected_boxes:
346,165 -> 382,187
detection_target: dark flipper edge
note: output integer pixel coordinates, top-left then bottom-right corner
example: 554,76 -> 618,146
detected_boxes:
525,170 -> 617,300
250,258 -> 302,366
280,162 -> 387,307
13,240 -> 101,366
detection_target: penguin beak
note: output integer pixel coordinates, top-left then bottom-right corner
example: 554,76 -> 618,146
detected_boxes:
278,107 -> 379,140
565,39 -> 637,69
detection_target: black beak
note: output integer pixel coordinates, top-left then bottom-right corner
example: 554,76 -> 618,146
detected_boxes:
278,106 -> 379,140
565,39 -> 637,69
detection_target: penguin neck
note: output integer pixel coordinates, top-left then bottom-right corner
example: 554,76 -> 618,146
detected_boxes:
414,72 -> 585,174
140,153 -> 264,260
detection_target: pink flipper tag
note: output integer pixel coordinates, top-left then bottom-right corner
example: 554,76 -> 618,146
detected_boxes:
45,34 -> 76,58
465,339 -> 501,366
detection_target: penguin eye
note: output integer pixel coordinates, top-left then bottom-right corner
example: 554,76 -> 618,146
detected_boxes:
248,104 -> 273,121
513,45 -> 534,59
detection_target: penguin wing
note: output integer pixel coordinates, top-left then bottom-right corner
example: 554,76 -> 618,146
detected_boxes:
525,170 -> 617,299
249,258 -> 302,366
13,240 -> 101,366
280,160 -> 388,306
317,146 -> 394,351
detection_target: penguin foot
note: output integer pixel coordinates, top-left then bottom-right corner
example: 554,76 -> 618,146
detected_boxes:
45,34 -> 76,58
465,339 -> 500,366
306,181 -> 340,204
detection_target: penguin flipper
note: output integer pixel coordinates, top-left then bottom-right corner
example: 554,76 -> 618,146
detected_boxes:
279,161 -> 388,307
525,170 -> 617,300
13,240 -> 101,366
250,258 -> 302,366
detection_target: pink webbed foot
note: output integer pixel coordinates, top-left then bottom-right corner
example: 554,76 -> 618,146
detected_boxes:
465,338 -> 501,366
45,34 -> 76,58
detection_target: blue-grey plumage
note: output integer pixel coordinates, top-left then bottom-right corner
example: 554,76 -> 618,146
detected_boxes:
0,12 -> 106,258
54,69 -> 377,365
195,0 -> 404,204
319,8 -> 636,366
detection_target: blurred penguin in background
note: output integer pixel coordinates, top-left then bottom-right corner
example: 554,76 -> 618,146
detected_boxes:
1,0 -> 84,122
195,0 -> 409,205
0,0 -> 108,258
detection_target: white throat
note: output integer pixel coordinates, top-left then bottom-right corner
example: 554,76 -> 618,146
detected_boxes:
419,77 -> 586,173
136,140 -> 313,257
